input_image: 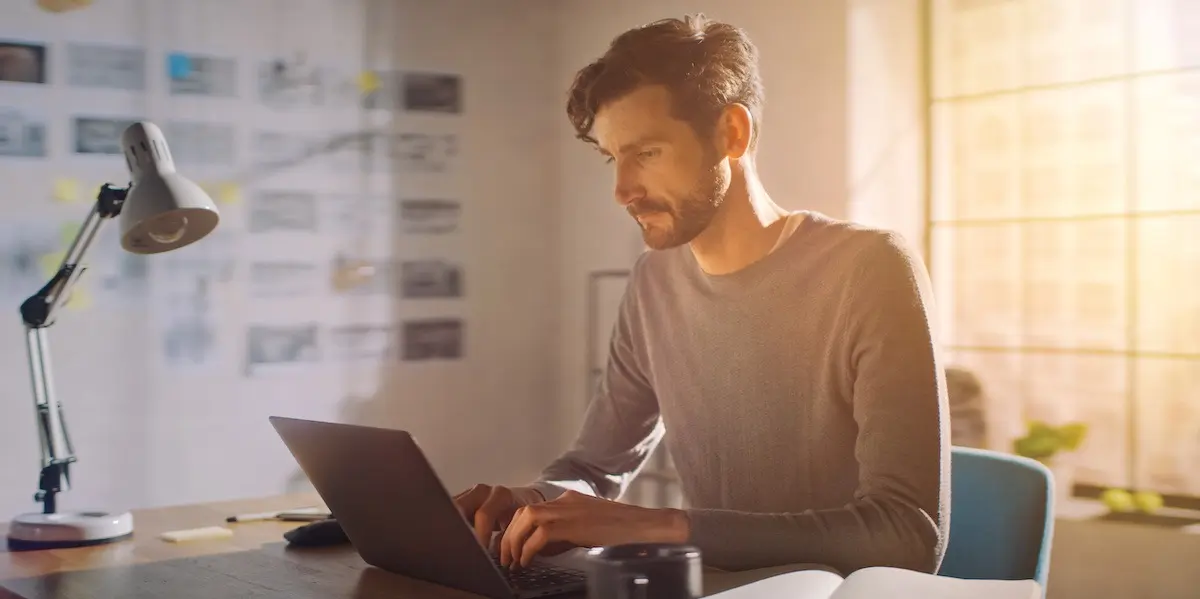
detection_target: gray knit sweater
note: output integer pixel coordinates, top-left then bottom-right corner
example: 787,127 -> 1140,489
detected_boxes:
532,212 -> 950,575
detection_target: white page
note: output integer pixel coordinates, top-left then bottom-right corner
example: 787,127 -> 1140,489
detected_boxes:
705,568 -> 844,599
831,567 -> 1042,599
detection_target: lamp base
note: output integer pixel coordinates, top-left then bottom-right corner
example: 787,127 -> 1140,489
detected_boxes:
6,510 -> 134,551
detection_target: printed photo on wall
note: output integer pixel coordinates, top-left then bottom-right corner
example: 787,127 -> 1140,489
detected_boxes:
401,72 -> 461,114
401,318 -> 463,361
326,324 -> 399,362
67,43 -> 145,91
248,190 -> 319,233
400,260 -> 462,299
387,132 -> 458,173
245,323 -> 321,375
165,121 -> 236,167
331,254 -> 395,295
257,58 -> 322,109
248,261 -> 322,298
0,41 -> 47,84
399,199 -> 460,234
325,130 -> 385,173
73,116 -> 142,155
167,52 -> 237,97
0,108 -> 47,157
251,129 -> 321,173
161,278 -> 219,371
323,193 -> 392,239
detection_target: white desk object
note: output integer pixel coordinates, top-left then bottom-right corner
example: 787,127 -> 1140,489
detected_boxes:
706,566 -> 1042,599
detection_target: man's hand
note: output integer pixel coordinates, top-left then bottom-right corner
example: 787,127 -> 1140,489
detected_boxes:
499,490 -> 690,569
453,484 -> 546,548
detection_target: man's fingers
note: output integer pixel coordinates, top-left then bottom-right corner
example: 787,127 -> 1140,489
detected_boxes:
518,525 -> 553,568
454,484 -> 487,520
473,506 -> 497,547
500,506 -> 530,568
474,487 -> 513,547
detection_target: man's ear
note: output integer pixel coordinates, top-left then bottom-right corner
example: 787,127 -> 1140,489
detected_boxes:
716,103 -> 753,160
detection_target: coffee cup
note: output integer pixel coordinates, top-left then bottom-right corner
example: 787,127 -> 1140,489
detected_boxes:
585,542 -> 702,599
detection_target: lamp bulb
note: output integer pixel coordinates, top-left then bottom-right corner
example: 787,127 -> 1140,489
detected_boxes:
146,215 -> 188,245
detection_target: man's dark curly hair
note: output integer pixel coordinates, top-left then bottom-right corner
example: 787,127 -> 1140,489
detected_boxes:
566,14 -> 765,151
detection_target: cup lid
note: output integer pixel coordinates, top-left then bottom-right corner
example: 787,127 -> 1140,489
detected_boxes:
586,543 -> 701,562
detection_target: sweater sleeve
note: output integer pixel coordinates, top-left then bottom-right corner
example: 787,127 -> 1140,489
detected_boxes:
529,266 -> 663,502
684,232 -> 951,575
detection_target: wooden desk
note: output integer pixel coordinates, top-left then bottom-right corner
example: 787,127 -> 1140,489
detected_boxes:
0,494 -> 789,599
0,493 -> 496,598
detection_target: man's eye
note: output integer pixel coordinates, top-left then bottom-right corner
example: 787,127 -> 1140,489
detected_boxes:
638,149 -> 659,159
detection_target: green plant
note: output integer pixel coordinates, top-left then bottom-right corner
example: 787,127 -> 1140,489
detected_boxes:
1013,420 -> 1087,463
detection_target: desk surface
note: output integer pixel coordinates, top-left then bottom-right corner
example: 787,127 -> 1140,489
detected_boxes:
6,494 -> 1200,599
0,494 -> 834,599
0,494 -> 326,577
0,493 -> 494,599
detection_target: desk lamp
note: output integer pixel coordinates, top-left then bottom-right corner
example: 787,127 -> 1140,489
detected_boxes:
6,122 -> 220,550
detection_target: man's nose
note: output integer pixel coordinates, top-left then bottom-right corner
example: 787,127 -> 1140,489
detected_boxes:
614,168 -> 644,207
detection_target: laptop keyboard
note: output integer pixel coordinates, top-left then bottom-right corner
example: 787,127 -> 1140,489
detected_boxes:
491,554 -> 587,589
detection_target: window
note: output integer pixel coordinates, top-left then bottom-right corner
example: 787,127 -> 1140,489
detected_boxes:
928,0 -> 1200,499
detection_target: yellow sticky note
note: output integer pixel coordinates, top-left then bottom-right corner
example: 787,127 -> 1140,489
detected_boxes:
216,181 -> 241,205
358,71 -> 380,94
53,178 -> 79,203
37,0 -> 92,13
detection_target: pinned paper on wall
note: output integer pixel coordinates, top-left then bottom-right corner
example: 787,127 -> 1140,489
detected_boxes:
197,181 -> 240,205
215,181 -> 241,205
167,53 -> 192,80
52,178 -> 79,203
357,71 -> 379,94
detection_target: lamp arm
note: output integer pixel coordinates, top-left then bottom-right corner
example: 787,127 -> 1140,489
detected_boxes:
18,183 -> 127,515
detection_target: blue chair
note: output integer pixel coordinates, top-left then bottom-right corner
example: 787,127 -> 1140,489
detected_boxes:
938,446 -> 1055,589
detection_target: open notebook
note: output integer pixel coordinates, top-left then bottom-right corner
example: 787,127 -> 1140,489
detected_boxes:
707,566 -> 1042,599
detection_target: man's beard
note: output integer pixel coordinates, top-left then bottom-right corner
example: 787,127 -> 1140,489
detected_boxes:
630,164 -> 726,251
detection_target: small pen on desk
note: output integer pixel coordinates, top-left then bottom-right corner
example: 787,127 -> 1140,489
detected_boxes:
225,507 -> 330,523
277,511 -> 330,522
225,511 -> 282,523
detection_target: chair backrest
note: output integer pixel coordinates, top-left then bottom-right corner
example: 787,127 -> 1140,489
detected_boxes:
939,446 -> 1054,588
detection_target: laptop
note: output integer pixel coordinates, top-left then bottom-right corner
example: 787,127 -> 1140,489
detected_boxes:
269,416 -> 589,599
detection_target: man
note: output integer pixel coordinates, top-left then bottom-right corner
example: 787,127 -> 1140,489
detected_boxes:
455,14 -> 950,576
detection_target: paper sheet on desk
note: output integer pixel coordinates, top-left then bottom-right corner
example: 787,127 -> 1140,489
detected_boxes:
705,566 -> 1043,599
700,564 -> 843,598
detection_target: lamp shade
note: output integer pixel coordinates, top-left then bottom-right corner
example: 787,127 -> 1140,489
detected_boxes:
118,122 -> 220,254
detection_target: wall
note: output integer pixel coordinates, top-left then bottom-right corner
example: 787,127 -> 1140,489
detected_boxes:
0,0 -> 928,522
344,0 -> 563,497
0,0 -> 561,521
846,0 -> 926,257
